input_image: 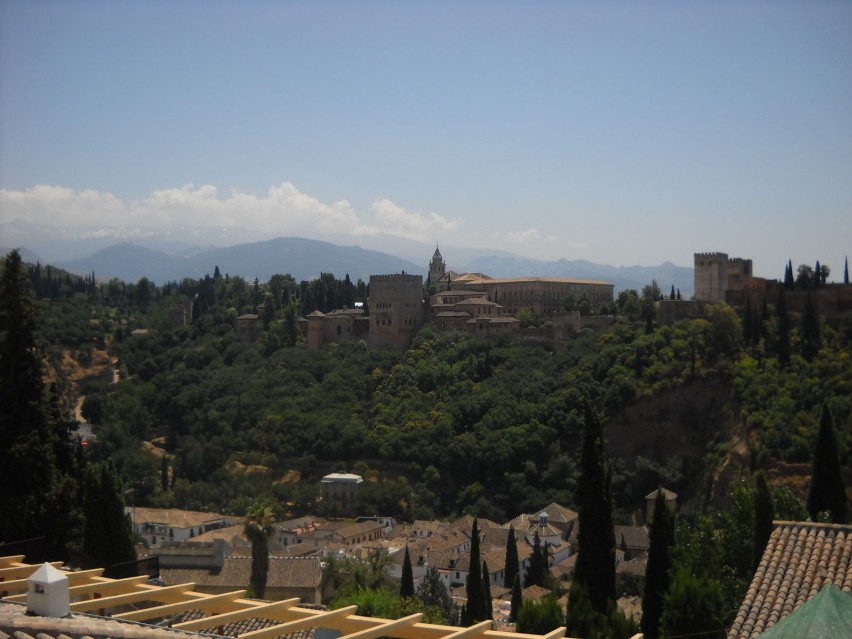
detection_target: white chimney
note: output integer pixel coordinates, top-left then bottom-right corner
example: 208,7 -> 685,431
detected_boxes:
26,563 -> 70,617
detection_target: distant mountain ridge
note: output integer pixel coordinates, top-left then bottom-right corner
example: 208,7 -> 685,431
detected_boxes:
2,219 -> 694,295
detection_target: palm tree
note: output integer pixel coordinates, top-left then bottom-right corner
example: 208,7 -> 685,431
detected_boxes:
244,499 -> 276,598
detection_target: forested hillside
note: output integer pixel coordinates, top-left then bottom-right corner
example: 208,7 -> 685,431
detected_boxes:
16,255 -> 850,525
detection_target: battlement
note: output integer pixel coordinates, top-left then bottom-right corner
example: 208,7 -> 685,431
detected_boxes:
370,274 -> 423,283
694,252 -> 728,261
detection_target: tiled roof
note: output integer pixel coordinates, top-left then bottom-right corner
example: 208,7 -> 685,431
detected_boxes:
615,525 -> 650,551
160,556 -> 322,591
541,503 -> 579,525
174,608 -> 317,639
128,507 -> 229,529
0,601 -> 206,639
645,487 -> 677,500
727,521 -> 852,639
190,525 -> 248,545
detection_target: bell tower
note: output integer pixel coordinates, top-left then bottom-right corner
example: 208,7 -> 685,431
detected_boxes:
428,245 -> 446,284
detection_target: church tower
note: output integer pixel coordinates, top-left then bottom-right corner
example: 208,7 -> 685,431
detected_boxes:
428,245 -> 446,284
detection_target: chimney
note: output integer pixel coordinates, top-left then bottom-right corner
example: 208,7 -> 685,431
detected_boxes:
27,563 -> 70,617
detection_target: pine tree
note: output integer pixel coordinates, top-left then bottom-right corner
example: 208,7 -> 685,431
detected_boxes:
807,405 -> 847,523
417,567 -> 453,620
510,573 -> 523,622
401,545 -> 415,598
481,560 -> 493,620
753,472 -> 774,571
465,517 -> 487,622
504,525 -> 520,588
572,401 -> 616,614
642,490 -> 675,639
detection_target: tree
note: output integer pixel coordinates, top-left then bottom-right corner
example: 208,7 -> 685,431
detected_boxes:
784,259 -> 794,289
642,490 -> 675,639
753,472 -> 774,572
660,569 -> 726,639
800,292 -> 821,361
845,257 -> 849,285
465,517 -> 488,622
776,288 -> 790,368
481,560 -> 493,620
807,405 -> 847,523
572,401 -> 615,614
504,525 -> 519,588
417,567 -> 453,621
400,545 -> 415,598
510,573 -> 523,622
82,462 -> 137,569
244,499 -> 276,598
796,264 -> 814,289
526,531 -> 546,587
640,280 -> 660,334
516,595 -> 564,634
0,250 -> 76,553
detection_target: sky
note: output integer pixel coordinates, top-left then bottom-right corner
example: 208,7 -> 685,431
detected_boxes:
1,1 -> 850,278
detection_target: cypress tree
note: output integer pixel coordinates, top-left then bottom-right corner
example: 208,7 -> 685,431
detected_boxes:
527,531 -> 546,587
784,260 -> 794,289
401,545 -> 415,598
504,525 -> 519,588
642,491 -> 674,639
572,401 -> 616,614
465,517 -> 487,622
807,405 -> 847,523
82,462 -> 137,570
753,472 -> 774,571
845,257 -> 849,284
482,560 -> 493,620
800,292 -> 821,361
0,250 -> 70,549
776,288 -> 790,368
510,573 -> 523,622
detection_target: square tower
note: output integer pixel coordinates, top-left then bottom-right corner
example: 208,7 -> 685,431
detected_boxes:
368,274 -> 425,350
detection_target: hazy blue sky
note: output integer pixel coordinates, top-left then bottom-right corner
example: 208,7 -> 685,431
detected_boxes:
1,1 -> 850,277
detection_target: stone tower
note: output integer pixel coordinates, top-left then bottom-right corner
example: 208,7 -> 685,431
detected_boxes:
368,274 -> 425,350
428,245 -> 446,285
694,253 -> 728,302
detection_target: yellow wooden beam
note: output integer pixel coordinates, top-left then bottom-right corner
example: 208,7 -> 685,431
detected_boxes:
0,555 -> 26,568
237,606 -> 368,639
70,582 -> 196,612
173,597 -> 302,632
114,589 -> 248,622
0,561 -> 63,581
0,567 -> 107,595
338,613 -> 423,639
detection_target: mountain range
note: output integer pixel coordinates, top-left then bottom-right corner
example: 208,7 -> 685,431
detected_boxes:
1,219 -> 695,297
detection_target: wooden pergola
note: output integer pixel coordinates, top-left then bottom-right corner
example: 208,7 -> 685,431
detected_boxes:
0,556 -> 568,639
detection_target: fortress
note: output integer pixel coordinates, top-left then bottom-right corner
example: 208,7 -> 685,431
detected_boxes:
302,246 -> 615,350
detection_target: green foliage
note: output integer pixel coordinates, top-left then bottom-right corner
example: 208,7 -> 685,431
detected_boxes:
807,405 -> 847,523
753,472 -> 774,571
333,587 -> 448,624
641,491 -> 674,639
566,582 -> 637,639
515,595 -> 564,634
400,545 -> 415,598
510,573 -> 523,622
504,525 -> 519,588
82,461 -> 136,569
416,567 -> 453,622
244,498 -> 276,599
574,402 -> 615,614
465,517 -> 488,623
660,568 -> 726,639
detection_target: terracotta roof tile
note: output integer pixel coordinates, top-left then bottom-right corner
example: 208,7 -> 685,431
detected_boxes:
726,521 -> 852,639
